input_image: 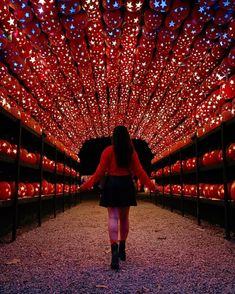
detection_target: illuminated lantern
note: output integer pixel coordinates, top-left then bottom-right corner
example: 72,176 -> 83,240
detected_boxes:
14,5 -> 33,23
40,17 -> 62,34
48,183 -> 54,194
228,47 -> 235,67
202,184 -> 210,198
208,184 -> 220,199
202,152 -> 210,166
103,10 -> 123,28
228,19 -> 235,40
41,180 -> 49,195
65,28 -> 85,41
124,11 -> 141,25
58,0 -> 81,15
48,32 -> 66,46
190,185 -> 197,197
9,0 -> 28,9
165,14 -> 183,31
61,11 -> 88,30
214,9 -> 233,25
149,0 -> 171,12
209,150 -> 221,165
31,0 -> 54,4
218,32 -> 233,49
192,4 -> 214,23
198,0 -> 217,5
211,43 -> 226,59
227,143 -> 235,161
56,162 -> 64,174
217,184 -> 223,199
142,26 -> 157,39
25,183 -> 35,197
183,18 -> 204,36
158,27 -> 178,42
26,153 -> 37,165
220,75 -> 235,99
9,144 -> 18,160
205,23 -> 222,39
0,29 -> 8,50
218,184 -> 231,199
219,0 -> 235,10
18,183 -> 27,197
20,148 -> 29,163
1,13 -> 17,33
17,43 -> 33,59
221,109 -> 233,122
56,183 -> 63,194
32,3 -> 57,20
20,19 -> 41,39
0,86 -> 8,101
31,183 -> 39,196
229,180 -> 235,199
0,140 -> 12,157
170,0 -> 190,20
0,182 -> 11,200
125,0 -> 144,12
31,33 -> 48,50
9,56 -> 25,75
105,27 -> 121,42
144,9 -> 162,30
0,0 -> 9,19
102,0 -> 123,10
0,62 -> 9,79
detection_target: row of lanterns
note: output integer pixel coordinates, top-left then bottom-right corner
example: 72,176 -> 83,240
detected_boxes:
0,0 -> 234,157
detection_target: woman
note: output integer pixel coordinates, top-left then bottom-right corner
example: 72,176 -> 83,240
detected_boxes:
80,126 -> 158,270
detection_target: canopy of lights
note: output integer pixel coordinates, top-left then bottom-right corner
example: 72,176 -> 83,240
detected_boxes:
0,0 -> 234,162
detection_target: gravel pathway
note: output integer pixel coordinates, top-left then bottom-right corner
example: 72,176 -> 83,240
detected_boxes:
0,198 -> 235,294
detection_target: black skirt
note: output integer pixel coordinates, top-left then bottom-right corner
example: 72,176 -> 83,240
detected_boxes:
99,175 -> 137,208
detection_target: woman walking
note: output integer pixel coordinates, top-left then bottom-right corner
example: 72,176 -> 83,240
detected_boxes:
80,126 -> 158,270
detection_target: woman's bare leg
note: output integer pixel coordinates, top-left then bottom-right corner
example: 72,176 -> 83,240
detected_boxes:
119,207 -> 130,241
107,207 -> 119,244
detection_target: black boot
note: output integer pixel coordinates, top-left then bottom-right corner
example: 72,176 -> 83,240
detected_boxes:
119,240 -> 126,261
111,243 -> 119,270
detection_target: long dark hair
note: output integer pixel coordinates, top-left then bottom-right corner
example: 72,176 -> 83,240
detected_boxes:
112,126 -> 133,168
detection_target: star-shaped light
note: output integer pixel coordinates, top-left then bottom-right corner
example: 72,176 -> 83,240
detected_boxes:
223,0 -> 230,7
154,0 -> 160,7
161,0 -> 167,9
136,1 -> 142,9
30,56 -> 36,63
169,21 -> 175,27
38,7 -> 44,14
127,2 -> 133,9
199,6 -> 206,13
113,1 -> 119,8
8,18 -> 15,26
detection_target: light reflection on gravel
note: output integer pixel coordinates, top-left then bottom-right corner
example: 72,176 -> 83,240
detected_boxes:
0,198 -> 235,294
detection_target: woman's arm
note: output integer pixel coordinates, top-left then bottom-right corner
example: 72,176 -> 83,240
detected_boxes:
131,150 -> 156,191
80,147 -> 110,190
